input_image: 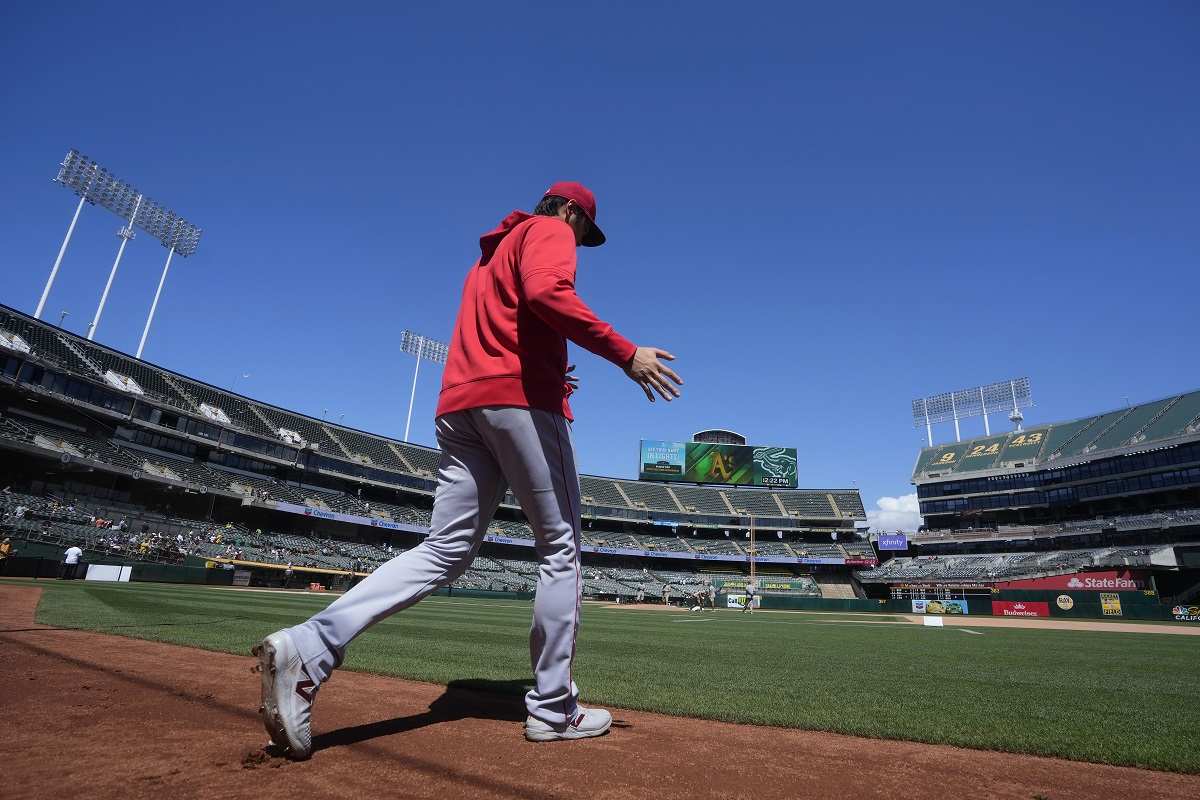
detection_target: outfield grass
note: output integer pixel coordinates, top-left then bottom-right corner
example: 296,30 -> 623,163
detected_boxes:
12,579 -> 1200,773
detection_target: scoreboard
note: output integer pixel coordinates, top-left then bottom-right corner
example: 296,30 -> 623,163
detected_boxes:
639,440 -> 798,489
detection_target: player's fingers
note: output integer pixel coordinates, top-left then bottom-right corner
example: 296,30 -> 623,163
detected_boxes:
658,364 -> 683,385
650,372 -> 681,397
654,349 -> 676,361
638,379 -> 655,402
650,376 -> 675,401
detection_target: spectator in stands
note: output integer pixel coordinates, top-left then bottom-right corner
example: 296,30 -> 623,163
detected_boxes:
60,544 -> 83,580
255,181 -> 683,756
0,537 -> 13,564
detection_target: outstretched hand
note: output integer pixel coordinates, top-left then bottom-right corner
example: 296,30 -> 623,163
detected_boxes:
624,346 -> 683,402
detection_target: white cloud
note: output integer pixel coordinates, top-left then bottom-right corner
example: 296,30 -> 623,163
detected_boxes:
866,492 -> 922,533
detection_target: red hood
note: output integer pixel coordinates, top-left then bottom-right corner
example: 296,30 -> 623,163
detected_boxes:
479,210 -> 534,262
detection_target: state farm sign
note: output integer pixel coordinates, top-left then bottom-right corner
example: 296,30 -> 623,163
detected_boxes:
992,600 -> 1049,617
995,570 -> 1147,592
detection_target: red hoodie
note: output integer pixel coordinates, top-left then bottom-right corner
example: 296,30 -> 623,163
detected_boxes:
436,211 -> 637,421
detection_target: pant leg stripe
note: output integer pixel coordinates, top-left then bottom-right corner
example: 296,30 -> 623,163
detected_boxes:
551,415 -> 581,717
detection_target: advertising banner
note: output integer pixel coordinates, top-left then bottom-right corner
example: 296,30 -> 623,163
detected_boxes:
991,600 -> 1049,617
638,440 -> 798,488
1100,593 -> 1123,617
726,594 -> 761,609
911,598 -> 969,615
877,533 -> 908,551
1171,605 -> 1200,622
273,501 -> 428,534
995,570 -> 1147,592
719,578 -> 808,593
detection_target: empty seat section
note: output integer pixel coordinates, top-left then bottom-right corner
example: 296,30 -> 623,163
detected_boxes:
1130,391 -> 1200,444
579,476 -> 629,507
775,491 -> 836,518
618,480 -> 679,511
1085,398 -> 1176,453
670,485 -> 731,514
725,489 -> 780,515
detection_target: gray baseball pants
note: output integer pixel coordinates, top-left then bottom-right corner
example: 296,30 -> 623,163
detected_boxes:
285,406 -> 583,726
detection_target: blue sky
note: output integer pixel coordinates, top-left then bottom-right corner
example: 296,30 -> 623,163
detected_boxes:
2,2 -> 1197,529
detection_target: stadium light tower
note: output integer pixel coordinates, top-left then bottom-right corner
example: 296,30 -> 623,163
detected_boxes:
737,508 -> 756,595
400,330 -> 450,442
912,377 -> 1033,446
43,150 -> 202,351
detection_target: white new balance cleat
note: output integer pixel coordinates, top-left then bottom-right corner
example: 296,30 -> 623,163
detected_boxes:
252,629 -> 319,760
524,706 -> 612,742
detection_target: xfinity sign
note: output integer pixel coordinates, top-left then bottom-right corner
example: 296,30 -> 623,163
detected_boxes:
878,533 -> 908,551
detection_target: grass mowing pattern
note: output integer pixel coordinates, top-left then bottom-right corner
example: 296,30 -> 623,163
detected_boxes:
18,579 -> 1200,773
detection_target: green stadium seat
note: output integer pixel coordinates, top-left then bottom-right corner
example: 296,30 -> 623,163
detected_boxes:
1084,398 -> 1175,454
1048,410 -> 1127,460
1136,390 -> 1200,444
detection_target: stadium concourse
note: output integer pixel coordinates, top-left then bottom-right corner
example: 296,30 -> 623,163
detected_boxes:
0,303 -> 870,603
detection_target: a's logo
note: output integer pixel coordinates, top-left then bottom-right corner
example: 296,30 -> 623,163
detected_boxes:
1056,595 -> 1074,610
1066,577 -> 1084,588
295,679 -> 317,703
707,452 -> 733,481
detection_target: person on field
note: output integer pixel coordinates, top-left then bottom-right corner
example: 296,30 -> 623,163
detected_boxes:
254,181 -> 683,759
707,580 -> 717,610
743,578 -> 757,613
60,544 -> 83,580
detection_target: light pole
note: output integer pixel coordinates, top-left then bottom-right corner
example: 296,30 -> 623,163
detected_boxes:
58,310 -> 70,328
88,193 -> 143,341
738,508 -> 756,602
400,330 -> 449,442
46,150 -> 202,350
36,161 -> 98,319
231,372 -> 250,393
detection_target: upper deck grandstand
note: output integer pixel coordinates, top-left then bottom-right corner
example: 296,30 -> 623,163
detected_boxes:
911,390 -> 1200,531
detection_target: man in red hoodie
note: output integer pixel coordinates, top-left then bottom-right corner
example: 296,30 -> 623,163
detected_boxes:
254,182 -> 682,758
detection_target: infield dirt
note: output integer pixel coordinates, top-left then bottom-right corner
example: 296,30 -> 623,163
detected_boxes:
2,584 -> 1197,800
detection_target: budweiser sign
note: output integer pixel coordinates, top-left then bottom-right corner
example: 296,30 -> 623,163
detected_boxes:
991,600 -> 1049,618
996,570 -> 1147,592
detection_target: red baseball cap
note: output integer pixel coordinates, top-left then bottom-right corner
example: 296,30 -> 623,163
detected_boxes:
544,181 -> 605,246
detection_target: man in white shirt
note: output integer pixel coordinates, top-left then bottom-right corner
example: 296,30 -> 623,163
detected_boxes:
61,545 -> 83,580
742,579 -> 757,613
